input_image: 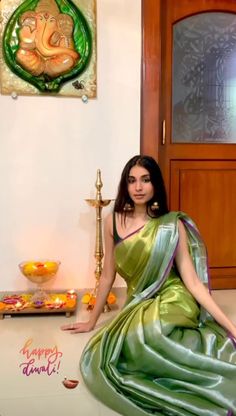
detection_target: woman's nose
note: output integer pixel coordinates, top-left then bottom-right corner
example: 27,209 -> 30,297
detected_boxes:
135,180 -> 142,190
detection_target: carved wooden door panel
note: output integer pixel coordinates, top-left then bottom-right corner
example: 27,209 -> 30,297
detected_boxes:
141,0 -> 236,288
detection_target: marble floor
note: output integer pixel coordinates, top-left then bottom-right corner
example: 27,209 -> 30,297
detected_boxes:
0,288 -> 236,416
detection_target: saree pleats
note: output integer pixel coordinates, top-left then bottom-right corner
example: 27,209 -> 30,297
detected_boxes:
80,212 -> 236,415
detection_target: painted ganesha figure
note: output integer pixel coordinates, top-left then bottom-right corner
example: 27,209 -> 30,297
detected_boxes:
16,0 -> 80,78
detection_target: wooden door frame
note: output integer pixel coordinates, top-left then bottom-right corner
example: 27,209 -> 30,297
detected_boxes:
140,0 -> 161,160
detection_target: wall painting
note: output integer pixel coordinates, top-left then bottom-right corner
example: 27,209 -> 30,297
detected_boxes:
0,0 -> 96,98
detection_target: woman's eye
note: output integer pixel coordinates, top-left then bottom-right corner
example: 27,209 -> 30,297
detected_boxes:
143,178 -> 151,183
128,178 -> 135,184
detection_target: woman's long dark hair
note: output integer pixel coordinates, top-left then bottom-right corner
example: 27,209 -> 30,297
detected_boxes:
114,155 -> 169,218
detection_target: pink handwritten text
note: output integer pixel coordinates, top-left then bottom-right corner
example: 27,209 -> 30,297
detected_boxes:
19,338 -> 63,377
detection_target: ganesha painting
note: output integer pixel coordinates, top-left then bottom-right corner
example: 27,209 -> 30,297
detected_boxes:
0,0 -> 96,97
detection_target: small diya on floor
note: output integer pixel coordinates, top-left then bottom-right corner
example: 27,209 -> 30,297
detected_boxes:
62,377 -> 79,389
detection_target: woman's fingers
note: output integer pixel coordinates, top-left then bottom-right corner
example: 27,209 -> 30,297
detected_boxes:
61,323 -> 76,331
61,322 -> 92,333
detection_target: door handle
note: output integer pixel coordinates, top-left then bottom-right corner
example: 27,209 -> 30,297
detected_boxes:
162,120 -> 166,145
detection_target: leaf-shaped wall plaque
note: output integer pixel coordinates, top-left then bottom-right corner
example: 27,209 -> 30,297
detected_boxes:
2,0 -> 95,94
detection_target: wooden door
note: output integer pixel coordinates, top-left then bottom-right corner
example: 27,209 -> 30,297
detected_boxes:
141,0 -> 236,288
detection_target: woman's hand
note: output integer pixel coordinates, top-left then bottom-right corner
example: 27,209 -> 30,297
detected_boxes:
61,321 -> 95,334
61,214 -> 116,336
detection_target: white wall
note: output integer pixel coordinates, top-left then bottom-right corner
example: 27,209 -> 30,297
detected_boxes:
0,0 -> 141,292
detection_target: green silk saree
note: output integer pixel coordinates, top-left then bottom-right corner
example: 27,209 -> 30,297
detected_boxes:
80,212 -> 236,416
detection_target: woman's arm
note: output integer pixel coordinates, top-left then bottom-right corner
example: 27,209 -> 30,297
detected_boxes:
61,213 -> 116,334
175,220 -> 236,339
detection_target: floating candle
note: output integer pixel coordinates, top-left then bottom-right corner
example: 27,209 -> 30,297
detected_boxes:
54,298 -> 63,308
67,289 -> 76,298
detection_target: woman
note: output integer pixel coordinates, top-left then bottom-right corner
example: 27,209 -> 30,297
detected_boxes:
62,155 -> 236,416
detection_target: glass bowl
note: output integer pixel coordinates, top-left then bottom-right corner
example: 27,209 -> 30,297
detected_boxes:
19,260 -> 60,283
19,260 -> 61,302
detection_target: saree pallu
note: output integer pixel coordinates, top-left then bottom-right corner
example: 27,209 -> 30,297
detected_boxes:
80,212 -> 236,416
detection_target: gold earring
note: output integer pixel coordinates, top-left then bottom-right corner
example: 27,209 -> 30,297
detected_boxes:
123,203 -> 133,212
150,201 -> 159,211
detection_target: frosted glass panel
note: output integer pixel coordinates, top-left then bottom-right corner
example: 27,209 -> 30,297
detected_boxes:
173,13 -> 236,143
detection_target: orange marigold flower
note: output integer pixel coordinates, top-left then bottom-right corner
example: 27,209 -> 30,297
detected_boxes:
67,299 -> 76,308
81,293 -> 91,304
0,302 -> 5,310
107,292 -> 116,305
89,296 -> 96,306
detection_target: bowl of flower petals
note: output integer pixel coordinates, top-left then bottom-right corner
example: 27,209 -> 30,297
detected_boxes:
19,260 -> 60,302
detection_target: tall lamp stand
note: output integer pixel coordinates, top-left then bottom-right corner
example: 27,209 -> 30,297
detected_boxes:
85,169 -> 113,311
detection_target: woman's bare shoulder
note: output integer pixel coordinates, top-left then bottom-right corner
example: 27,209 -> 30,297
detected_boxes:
104,212 -> 114,236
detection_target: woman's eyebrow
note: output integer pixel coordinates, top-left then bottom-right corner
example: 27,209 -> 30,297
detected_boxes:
128,173 -> 150,179
128,174 -> 150,179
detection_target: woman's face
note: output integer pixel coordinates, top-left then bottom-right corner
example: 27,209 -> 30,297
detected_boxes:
127,165 -> 154,206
